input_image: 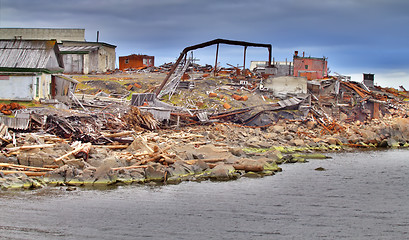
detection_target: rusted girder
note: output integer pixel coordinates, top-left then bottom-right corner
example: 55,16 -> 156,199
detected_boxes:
155,38 -> 273,96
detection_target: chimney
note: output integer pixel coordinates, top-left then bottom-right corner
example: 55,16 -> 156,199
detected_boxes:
294,51 -> 298,57
303,51 -> 305,57
97,31 -> 99,42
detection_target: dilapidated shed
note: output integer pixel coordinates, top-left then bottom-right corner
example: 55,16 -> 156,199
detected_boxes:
59,41 -> 116,74
0,39 -> 66,101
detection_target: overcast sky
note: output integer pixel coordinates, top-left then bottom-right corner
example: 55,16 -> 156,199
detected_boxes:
1,0 -> 408,88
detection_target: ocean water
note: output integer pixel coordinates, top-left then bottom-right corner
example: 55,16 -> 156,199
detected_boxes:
1,149 -> 408,239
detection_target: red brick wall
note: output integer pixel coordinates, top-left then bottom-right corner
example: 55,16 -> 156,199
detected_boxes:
293,57 -> 327,80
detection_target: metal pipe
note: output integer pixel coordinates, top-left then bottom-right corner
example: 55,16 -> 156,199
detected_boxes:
214,43 -> 219,77
243,46 -> 247,74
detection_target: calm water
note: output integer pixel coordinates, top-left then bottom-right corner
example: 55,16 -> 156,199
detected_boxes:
1,150 -> 409,240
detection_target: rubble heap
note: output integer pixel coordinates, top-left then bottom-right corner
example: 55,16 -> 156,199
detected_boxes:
1,69 -> 409,190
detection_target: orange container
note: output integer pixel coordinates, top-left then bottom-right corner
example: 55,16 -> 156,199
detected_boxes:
223,103 -> 231,109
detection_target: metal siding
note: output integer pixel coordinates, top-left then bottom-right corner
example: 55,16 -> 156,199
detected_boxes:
0,115 -> 30,130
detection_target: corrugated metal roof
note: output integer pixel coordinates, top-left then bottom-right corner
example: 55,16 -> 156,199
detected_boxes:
53,74 -> 79,84
0,115 -> 30,130
278,97 -> 303,108
0,40 -> 59,69
59,45 -> 99,53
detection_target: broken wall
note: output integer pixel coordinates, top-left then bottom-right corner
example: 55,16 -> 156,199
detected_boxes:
261,76 -> 307,98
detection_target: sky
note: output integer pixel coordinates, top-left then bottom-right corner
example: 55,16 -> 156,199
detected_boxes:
1,0 -> 408,88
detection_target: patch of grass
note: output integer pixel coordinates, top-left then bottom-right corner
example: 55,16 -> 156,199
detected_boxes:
243,147 -> 272,153
0,100 -> 41,108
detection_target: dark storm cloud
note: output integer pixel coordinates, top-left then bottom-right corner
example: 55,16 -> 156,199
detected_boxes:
1,0 -> 409,86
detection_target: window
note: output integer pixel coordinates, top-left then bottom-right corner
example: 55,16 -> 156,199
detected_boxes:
305,65 -> 309,69
35,77 -> 40,98
125,59 -> 129,64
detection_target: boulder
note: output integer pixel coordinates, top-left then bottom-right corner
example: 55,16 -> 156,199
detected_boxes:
272,125 -> 284,133
209,164 -> 237,181
234,158 -> 264,172
291,139 -> 305,146
145,164 -> 166,182
326,137 -> 341,145
129,168 -> 145,183
229,147 -> 244,157
167,161 -> 194,178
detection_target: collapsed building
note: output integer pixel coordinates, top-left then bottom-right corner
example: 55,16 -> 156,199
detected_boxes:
1,38 -> 408,134
125,40 -> 408,131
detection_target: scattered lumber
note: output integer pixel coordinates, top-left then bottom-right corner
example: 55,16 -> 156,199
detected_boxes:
54,142 -> 92,163
0,170 -> 48,177
122,106 -> 159,130
6,144 -> 56,153
0,163 -> 55,172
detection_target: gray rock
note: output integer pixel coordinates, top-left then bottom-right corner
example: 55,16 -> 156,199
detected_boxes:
209,164 -> 237,181
229,147 -> 244,157
272,125 -> 284,133
145,164 -> 166,182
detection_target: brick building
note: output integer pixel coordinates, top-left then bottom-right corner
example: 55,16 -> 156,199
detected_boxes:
119,54 -> 154,70
293,51 -> 328,80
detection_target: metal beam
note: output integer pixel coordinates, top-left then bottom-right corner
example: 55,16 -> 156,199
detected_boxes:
155,38 -> 272,96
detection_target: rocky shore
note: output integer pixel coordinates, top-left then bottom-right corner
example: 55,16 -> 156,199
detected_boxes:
1,111 -> 409,190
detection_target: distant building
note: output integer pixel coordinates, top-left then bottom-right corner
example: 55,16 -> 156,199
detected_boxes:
119,54 -> 154,70
0,28 -> 116,74
293,51 -> 328,80
0,39 -> 77,102
363,73 -> 375,89
59,41 -> 117,74
250,61 -> 293,77
0,28 -> 85,43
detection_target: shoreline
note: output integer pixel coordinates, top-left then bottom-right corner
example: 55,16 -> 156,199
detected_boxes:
1,120 -> 408,190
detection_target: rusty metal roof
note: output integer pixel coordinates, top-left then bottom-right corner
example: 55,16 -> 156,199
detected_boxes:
0,39 -> 63,70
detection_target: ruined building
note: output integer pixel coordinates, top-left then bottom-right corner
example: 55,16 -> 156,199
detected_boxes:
293,51 -> 328,80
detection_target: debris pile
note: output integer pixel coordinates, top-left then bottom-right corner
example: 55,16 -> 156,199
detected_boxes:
122,106 -> 159,130
1,58 -> 409,190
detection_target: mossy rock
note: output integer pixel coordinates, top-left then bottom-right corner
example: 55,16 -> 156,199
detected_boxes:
263,162 -> 281,172
243,171 -> 262,178
292,153 -> 330,159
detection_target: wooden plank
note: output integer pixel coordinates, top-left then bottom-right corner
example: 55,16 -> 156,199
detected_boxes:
6,144 -> 56,152
0,170 -> 48,176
